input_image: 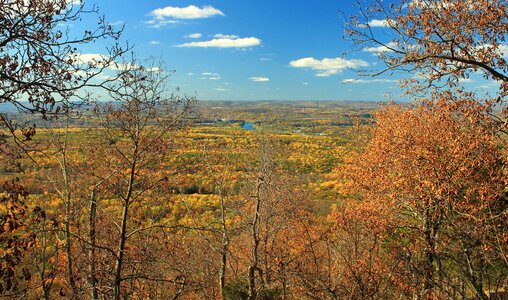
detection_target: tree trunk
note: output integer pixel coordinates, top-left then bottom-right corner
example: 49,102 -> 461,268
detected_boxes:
219,192 -> 229,300
89,188 -> 99,300
422,205 -> 436,299
113,155 -> 137,300
248,179 -> 263,300
61,151 -> 77,298
57,120 -> 78,298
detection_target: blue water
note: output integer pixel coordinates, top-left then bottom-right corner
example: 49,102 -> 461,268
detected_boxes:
242,122 -> 255,130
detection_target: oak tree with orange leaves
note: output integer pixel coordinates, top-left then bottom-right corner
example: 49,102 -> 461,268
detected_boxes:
339,96 -> 507,299
345,0 -> 508,100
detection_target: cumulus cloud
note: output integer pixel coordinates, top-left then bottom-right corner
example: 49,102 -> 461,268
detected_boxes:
249,76 -> 269,82
147,5 -> 223,28
145,19 -> 179,29
479,43 -> 508,58
69,53 -> 132,74
341,78 -> 397,84
150,5 -> 224,20
176,37 -> 261,48
363,42 -> 398,54
108,20 -> 124,26
201,72 -> 220,80
147,67 -> 161,72
185,33 -> 202,39
71,53 -> 107,63
213,34 -> 239,39
499,44 -> 508,56
410,0 -> 472,9
368,19 -> 390,27
289,57 -> 369,77
150,40 -> 161,45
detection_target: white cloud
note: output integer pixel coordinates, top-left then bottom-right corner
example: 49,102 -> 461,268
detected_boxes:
145,19 -> 179,29
70,53 -> 110,66
185,33 -> 202,39
108,20 -> 124,26
302,82 -> 309,85
72,53 -> 106,62
368,19 -> 389,27
289,57 -> 369,77
147,5 -> 223,28
410,0 -> 469,9
150,5 -> 224,20
108,62 -> 138,71
484,44 -> 508,58
149,41 -> 161,45
67,0 -> 81,6
260,57 -> 272,61
187,72 -> 194,76
176,37 -> 261,48
499,44 -> 508,57
249,76 -> 269,82
72,70 -> 88,77
476,43 -> 508,61
70,54 -> 165,74
341,78 -> 397,84
363,42 -> 397,53
148,67 -> 161,72
201,72 -> 220,80
213,34 -> 239,39
214,87 -> 229,91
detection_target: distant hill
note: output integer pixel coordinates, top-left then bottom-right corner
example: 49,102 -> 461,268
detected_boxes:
0,102 -> 18,113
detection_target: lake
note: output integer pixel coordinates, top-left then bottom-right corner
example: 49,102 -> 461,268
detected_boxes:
242,122 -> 255,130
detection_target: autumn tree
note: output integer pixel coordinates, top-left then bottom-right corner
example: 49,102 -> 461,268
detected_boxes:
0,0 -> 125,296
237,139 -> 323,300
342,2 -> 508,297
91,58 -> 194,299
338,97 -> 507,299
345,0 -> 508,138
0,0 -> 125,115
0,180 -> 36,297
1,0 -> 126,157
345,0 -> 507,100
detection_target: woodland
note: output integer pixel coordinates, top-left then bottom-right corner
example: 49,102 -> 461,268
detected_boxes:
0,0 -> 507,299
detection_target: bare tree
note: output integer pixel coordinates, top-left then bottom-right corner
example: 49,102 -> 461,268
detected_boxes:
93,58 -> 195,299
0,0 -> 125,113
0,1 -> 126,296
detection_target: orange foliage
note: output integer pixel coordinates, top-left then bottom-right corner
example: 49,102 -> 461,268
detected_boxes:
337,94 -> 507,298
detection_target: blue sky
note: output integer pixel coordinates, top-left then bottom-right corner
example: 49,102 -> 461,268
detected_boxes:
71,0 -> 492,101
